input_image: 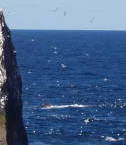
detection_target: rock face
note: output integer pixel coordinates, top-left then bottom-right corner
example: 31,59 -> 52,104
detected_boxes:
0,11 -> 28,145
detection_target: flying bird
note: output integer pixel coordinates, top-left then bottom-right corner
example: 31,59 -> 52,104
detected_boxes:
89,17 -> 95,24
64,11 -> 67,16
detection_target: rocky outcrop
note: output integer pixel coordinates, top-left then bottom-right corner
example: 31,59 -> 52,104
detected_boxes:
0,11 -> 28,145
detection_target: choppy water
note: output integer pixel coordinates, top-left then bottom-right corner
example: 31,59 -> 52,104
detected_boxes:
12,30 -> 126,145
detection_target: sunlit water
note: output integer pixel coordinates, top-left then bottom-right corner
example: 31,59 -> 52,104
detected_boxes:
12,30 -> 126,145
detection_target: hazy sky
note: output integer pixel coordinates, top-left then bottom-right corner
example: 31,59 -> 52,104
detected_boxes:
1,0 -> 126,30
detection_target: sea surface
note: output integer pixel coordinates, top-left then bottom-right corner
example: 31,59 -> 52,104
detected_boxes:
12,30 -> 126,145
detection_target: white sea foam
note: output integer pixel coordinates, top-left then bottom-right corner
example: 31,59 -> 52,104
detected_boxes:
61,63 -> 67,68
105,136 -> 124,142
41,104 -> 93,109
31,39 -> 35,42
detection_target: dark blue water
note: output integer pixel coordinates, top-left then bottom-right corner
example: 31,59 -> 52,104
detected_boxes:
12,30 -> 126,145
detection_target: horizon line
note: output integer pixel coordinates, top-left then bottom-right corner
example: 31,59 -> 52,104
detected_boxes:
10,28 -> 126,32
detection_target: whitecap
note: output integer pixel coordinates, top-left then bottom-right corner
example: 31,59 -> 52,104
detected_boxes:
105,136 -> 124,142
103,77 -> 108,82
27,71 -> 32,74
41,104 -> 93,109
31,39 -> 35,42
85,53 -> 89,56
13,50 -> 16,54
105,136 -> 117,142
53,47 -> 57,50
61,63 -> 67,68
84,118 -> 90,124
53,51 -> 58,54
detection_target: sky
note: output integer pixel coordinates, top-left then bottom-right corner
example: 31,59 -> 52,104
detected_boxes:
0,0 -> 126,30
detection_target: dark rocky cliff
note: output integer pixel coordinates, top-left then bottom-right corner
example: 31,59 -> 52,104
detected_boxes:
0,11 -> 28,145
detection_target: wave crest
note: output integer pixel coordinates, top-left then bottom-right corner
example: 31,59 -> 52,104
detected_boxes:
41,104 -> 93,109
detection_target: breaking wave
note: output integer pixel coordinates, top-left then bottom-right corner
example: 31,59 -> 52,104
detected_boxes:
41,104 -> 93,109
105,136 -> 124,142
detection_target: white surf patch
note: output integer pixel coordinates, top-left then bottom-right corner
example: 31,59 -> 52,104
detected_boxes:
105,136 -> 124,142
41,104 -> 93,110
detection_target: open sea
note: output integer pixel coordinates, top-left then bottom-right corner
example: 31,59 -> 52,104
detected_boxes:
12,30 -> 126,145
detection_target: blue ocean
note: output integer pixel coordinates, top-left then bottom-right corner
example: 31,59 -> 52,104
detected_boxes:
12,30 -> 126,145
